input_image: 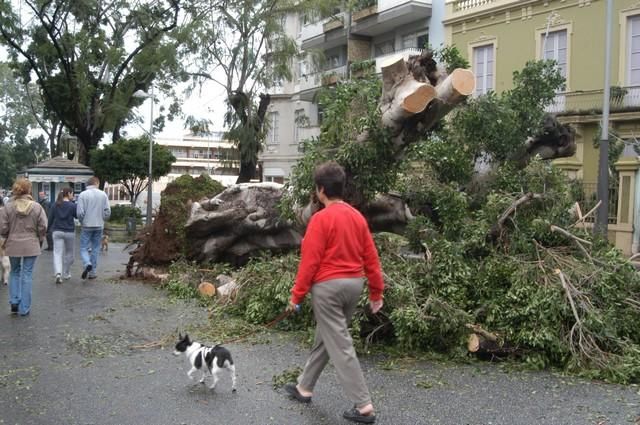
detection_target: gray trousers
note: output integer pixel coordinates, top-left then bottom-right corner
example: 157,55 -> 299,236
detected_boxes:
298,278 -> 372,408
52,231 -> 75,277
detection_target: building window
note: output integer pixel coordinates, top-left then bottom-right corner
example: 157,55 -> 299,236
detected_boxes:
542,29 -> 567,88
402,29 -> 429,50
294,109 -> 305,143
628,15 -> 640,86
296,58 -> 307,79
473,44 -> 494,96
374,40 -> 395,57
265,176 -> 285,184
267,112 -> 279,145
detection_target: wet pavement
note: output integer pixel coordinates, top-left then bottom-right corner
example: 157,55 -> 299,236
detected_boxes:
0,242 -> 638,425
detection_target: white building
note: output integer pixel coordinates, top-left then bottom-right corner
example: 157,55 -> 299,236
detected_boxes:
261,0 -> 445,182
105,133 -> 239,209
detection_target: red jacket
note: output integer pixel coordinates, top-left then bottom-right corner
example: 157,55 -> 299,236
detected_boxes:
291,202 -> 384,305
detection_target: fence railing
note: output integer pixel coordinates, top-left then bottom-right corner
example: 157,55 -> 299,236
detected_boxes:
299,65 -> 349,91
452,0 -> 496,11
547,86 -> 640,114
577,182 -> 619,225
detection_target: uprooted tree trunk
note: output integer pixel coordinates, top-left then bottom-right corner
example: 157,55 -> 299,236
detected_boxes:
130,51 -> 576,266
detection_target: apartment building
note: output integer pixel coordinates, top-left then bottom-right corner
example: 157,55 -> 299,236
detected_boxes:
105,133 -> 240,209
444,0 -> 640,254
261,0 -> 445,183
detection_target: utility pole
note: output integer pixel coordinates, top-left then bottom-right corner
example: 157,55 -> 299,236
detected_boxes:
595,0 -> 613,235
146,86 -> 154,224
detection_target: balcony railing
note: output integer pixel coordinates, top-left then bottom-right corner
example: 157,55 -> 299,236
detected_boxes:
445,0 -> 522,21
547,86 -> 640,115
452,0 -> 496,11
299,65 -> 349,91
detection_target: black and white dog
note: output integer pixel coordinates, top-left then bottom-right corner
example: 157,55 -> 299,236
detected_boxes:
173,333 -> 237,392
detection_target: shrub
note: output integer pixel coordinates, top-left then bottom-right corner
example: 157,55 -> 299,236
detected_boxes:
108,204 -> 142,224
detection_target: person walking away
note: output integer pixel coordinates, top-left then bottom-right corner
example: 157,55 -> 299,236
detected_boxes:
76,177 -> 110,280
38,191 -> 54,251
0,178 -> 48,315
0,197 -> 10,286
284,161 -> 384,424
49,187 -> 77,284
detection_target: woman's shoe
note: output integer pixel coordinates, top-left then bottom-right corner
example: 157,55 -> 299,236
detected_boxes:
284,383 -> 312,403
10,304 -> 18,314
55,274 -> 62,284
343,407 -> 376,423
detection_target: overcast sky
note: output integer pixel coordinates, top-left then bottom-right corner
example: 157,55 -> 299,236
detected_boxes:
127,80 -> 228,141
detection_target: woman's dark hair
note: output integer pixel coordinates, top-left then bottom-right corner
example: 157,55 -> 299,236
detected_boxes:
313,161 -> 345,199
56,187 -> 73,206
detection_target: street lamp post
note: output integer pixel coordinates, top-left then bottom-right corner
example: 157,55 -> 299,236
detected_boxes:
595,0 -> 613,235
133,87 -> 155,224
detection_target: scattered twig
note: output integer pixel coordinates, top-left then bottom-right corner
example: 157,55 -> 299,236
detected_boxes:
550,225 -> 595,264
488,192 -> 544,243
570,200 -> 601,229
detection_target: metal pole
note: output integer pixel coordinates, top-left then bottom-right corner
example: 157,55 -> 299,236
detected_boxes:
595,0 -> 613,235
146,86 -> 154,224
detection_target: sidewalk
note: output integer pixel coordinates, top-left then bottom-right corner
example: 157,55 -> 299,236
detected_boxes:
0,242 -> 638,425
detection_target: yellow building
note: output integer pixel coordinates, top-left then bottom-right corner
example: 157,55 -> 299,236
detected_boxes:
444,0 -> 640,254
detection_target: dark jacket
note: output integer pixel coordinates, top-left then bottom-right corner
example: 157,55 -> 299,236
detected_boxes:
49,200 -> 77,233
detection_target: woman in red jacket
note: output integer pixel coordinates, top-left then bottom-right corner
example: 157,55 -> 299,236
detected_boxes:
285,161 -> 384,424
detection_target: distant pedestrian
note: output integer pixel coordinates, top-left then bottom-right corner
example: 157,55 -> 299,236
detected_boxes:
284,161 -> 384,424
38,191 -> 54,251
49,187 -> 76,284
76,177 -> 110,280
0,178 -> 48,316
0,197 -> 10,286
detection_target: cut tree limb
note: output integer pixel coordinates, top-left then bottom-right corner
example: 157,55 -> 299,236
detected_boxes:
465,323 -> 519,358
380,72 -> 436,136
487,192 -> 544,243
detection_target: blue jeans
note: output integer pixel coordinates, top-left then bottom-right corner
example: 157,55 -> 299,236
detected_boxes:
80,228 -> 103,277
9,256 -> 37,315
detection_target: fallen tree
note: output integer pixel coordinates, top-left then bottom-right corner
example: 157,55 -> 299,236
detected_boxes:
136,54 -> 640,383
129,53 -> 575,266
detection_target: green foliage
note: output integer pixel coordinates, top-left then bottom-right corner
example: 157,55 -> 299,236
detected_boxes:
0,144 -> 16,188
90,136 -> 176,205
160,55 -> 640,383
350,59 -> 376,76
159,174 -> 224,254
281,75 -> 396,215
449,60 -> 564,165
272,367 -> 303,389
406,133 -> 474,185
108,205 -> 142,224
435,45 -> 470,74
0,0 -> 186,161
228,253 -> 314,331
180,0 -> 340,181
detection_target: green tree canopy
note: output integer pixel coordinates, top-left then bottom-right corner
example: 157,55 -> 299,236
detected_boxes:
0,0 -> 186,164
90,136 -> 176,206
0,62 -> 52,187
180,0 -> 339,182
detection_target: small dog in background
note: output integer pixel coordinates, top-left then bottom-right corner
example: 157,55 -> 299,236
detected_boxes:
173,333 -> 237,392
100,234 -> 109,252
0,241 -> 9,285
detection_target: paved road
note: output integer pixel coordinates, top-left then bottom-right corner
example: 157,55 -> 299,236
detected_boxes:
0,242 -> 638,425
